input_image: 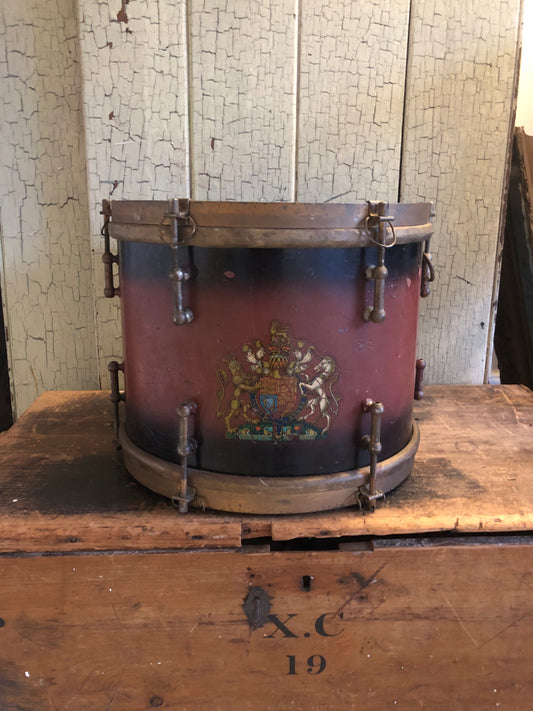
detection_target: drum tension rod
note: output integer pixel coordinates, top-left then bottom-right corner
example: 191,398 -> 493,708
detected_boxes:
358,398 -> 385,510
165,198 -> 195,326
364,201 -> 396,323
175,401 -> 198,513
414,358 -> 426,400
421,239 -> 435,298
101,199 -> 120,298
108,360 -> 125,439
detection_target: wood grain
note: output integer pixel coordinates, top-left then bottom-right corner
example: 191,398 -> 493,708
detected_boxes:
0,545 -> 531,709
0,386 -> 531,551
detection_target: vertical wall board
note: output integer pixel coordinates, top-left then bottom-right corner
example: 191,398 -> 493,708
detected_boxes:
189,0 -> 297,202
401,0 -> 522,384
297,0 -> 410,203
0,0 -> 97,417
79,0 -> 189,386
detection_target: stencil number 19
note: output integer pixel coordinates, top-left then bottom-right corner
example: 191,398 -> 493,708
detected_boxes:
287,654 -> 326,675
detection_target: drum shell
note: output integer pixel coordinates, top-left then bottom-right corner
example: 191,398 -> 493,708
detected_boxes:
119,241 -> 422,477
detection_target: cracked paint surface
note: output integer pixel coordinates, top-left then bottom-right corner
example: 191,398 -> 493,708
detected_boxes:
0,0 -> 96,415
79,0 -> 189,388
401,0 -> 521,384
190,0 -> 297,202
297,0 -> 409,203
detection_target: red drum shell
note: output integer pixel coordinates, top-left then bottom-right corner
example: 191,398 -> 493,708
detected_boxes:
108,200 -> 432,511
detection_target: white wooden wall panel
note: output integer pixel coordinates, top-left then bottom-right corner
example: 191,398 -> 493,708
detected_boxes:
189,0 -> 297,201
401,0 -> 521,384
297,0 -> 410,203
79,0 -> 189,387
0,0 -> 97,416
1,0 -> 523,416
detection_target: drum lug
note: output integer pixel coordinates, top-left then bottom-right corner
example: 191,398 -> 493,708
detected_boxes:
414,358 -> 426,400
363,201 -> 396,323
101,200 -> 120,298
108,360 -> 125,439
358,398 -> 385,510
166,198 -> 195,326
421,241 -> 435,297
175,401 -> 198,513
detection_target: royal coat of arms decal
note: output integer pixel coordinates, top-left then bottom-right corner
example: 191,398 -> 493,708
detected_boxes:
216,321 -> 340,441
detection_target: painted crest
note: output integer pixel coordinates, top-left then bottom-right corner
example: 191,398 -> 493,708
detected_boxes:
216,321 -> 340,441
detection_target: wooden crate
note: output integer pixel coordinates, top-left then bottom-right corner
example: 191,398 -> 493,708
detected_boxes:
0,386 -> 532,709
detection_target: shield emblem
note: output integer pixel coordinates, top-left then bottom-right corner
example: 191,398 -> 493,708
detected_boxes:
258,375 -> 299,419
259,394 -> 278,414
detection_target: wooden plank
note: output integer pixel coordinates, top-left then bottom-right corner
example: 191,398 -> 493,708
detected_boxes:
272,384 -> 533,540
0,392 -> 241,552
79,0 -> 190,389
400,0 -> 522,384
0,545 -> 531,709
297,0 -> 410,203
0,0 -> 97,417
0,386 -> 532,549
189,0 -> 296,202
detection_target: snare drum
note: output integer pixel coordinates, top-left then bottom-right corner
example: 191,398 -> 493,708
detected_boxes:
103,200 -> 433,513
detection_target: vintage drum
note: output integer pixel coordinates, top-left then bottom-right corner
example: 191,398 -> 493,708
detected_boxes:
102,199 -> 434,514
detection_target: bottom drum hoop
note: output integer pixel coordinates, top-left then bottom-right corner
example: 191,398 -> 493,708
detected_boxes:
119,422 -> 419,515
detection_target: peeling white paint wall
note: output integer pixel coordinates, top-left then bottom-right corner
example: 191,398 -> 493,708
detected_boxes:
79,0 -> 189,389
297,0 -> 409,203
516,0 -> 533,132
0,0 -> 97,416
0,0 -> 522,415
401,0 -> 521,384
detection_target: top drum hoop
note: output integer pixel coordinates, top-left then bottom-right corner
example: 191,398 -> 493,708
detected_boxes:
107,199 -> 433,249
103,199 -> 434,514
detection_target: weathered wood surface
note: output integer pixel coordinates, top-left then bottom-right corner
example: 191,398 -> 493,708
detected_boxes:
79,0 -> 190,392
0,386 -> 531,552
0,0 -> 97,415
0,545 -> 532,710
296,0 -> 409,203
401,0 -> 522,385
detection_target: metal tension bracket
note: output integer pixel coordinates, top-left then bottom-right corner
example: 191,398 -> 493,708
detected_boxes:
358,398 -> 385,510
101,199 -> 120,298
421,240 -> 435,298
108,360 -> 125,439
363,201 -> 396,323
164,198 -> 196,326
174,401 -> 198,513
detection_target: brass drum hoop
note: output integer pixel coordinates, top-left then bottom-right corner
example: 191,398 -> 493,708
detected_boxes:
108,200 -> 433,249
119,422 -> 420,515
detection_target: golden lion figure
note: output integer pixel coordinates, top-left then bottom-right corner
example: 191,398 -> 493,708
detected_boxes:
216,357 -> 259,433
